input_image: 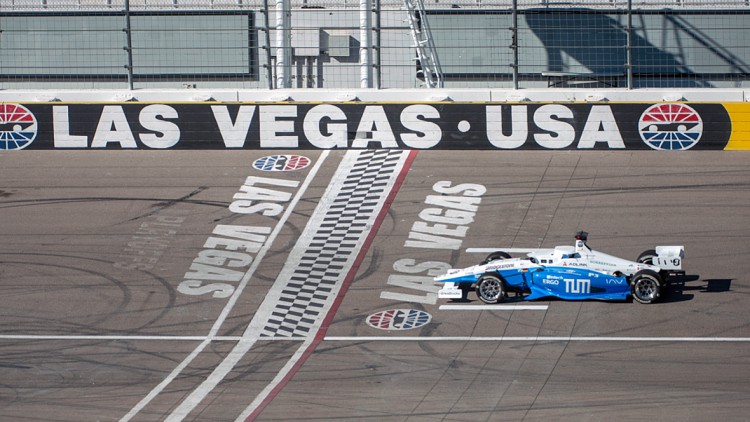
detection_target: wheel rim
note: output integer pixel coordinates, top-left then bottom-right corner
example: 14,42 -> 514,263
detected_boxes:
634,276 -> 658,301
479,277 -> 502,302
638,253 -> 655,265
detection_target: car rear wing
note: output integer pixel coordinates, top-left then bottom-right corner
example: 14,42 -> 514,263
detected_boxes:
655,246 -> 684,271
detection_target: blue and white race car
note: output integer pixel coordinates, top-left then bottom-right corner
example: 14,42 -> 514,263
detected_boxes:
435,232 -> 684,304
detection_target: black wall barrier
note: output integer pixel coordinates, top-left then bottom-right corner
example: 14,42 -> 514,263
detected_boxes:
4,102 -> 731,151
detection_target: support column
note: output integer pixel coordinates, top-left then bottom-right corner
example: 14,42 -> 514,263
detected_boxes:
360,0 -> 373,88
276,0 -> 292,89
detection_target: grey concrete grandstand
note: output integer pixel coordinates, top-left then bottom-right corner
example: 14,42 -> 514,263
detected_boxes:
1,0 -> 750,89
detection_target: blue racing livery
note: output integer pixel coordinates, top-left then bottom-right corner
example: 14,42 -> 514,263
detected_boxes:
436,232 -> 685,304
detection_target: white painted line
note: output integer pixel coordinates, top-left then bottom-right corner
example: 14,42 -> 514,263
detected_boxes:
121,151 -> 329,422
4,334 -> 750,343
234,336 -> 315,422
234,151 -> 414,422
164,152 -> 335,422
166,338 -> 258,422
0,334 -> 318,342
439,304 -> 548,311
0,335 -> 240,341
170,150 -> 414,421
324,336 -> 750,342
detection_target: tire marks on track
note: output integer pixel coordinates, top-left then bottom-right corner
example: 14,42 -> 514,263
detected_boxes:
123,150 -> 416,421
238,149 -> 416,421
120,151 -> 331,422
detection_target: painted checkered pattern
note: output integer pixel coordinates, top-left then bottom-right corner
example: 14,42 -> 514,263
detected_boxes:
257,150 -> 407,338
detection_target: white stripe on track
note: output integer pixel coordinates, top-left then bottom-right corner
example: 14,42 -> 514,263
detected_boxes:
120,150 -> 329,422
4,334 -> 750,343
233,150 -> 413,421
439,304 -> 549,311
324,336 -> 750,342
0,335 -> 237,341
233,336 -> 315,422
170,150 -> 412,421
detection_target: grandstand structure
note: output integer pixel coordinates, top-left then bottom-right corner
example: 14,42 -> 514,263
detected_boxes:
3,0 -> 750,9
1,0 -> 749,89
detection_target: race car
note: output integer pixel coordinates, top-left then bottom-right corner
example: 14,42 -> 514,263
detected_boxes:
435,231 -> 684,304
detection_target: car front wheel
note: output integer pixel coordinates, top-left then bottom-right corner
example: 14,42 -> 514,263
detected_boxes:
631,270 -> 662,304
476,274 -> 504,304
481,251 -> 511,265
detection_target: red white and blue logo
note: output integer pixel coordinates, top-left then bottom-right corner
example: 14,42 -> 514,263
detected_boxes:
253,155 -> 311,171
639,103 -> 703,151
366,309 -> 432,331
0,104 -> 38,151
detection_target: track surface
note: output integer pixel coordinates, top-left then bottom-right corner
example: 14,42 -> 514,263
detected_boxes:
2,150 -> 750,421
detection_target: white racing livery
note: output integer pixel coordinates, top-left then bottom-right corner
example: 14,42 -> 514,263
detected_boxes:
436,232 -> 685,304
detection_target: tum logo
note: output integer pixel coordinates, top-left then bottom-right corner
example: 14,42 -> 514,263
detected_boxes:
565,278 -> 591,294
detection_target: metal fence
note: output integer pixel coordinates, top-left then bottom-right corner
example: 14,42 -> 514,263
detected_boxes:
1,0 -> 749,89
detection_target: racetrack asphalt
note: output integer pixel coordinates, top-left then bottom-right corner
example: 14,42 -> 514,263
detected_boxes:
1,150 -> 749,421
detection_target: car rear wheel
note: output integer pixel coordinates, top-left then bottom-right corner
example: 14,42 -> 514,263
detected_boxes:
481,251 -> 511,265
637,249 -> 657,265
631,270 -> 662,304
476,274 -> 504,304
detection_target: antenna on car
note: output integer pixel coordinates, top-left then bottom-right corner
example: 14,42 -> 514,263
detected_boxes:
574,231 -> 589,253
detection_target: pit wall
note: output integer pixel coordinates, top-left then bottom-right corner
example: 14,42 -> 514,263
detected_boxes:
2,89 -> 750,151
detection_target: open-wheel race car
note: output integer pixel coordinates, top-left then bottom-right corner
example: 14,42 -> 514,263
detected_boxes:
435,232 -> 685,304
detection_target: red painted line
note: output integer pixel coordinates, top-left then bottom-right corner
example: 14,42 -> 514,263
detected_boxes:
245,150 -> 418,421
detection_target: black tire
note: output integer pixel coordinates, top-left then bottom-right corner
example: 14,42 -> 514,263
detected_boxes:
631,270 -> 663,304
637,249 -> 672,284
459,283 -> 472,300
476,274 -> 505,304
637,249 -> 657,265
481,251 -> 511,265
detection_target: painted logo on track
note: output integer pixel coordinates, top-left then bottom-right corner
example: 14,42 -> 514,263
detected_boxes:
639,103 -> 703,151
366,309 -> 432,330
253,155 -> 311,171
0,104 -> 38,151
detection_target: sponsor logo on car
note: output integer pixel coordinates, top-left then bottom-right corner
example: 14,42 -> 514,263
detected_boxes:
487,263 -> 515,270
565,278 -> 591,294
543,278 -> 560,285
590,260 -> 617,267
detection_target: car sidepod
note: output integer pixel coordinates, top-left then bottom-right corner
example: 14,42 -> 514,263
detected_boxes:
525,267 -> 630,301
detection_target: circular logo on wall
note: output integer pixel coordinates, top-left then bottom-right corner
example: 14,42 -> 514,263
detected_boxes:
639,103 -> 703,151
253,155 -> 311,171
0,104 -> 38,151
366,309 -> 432,331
